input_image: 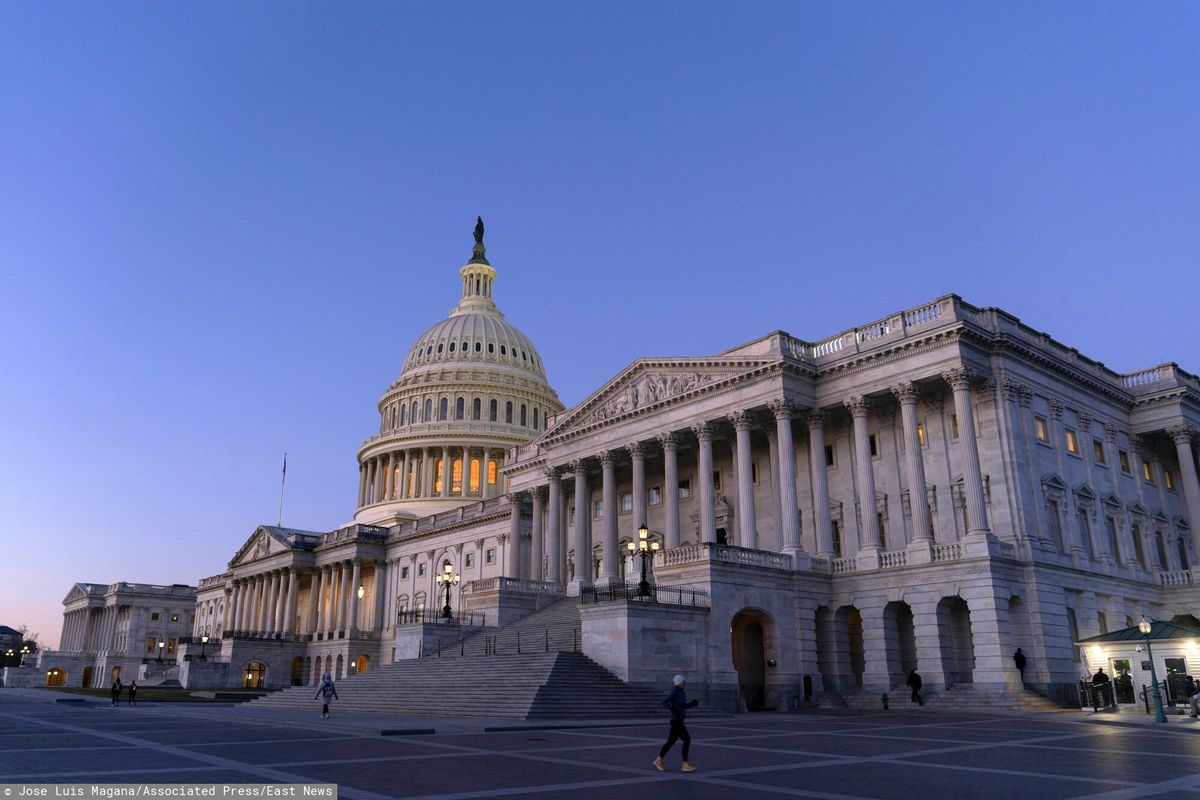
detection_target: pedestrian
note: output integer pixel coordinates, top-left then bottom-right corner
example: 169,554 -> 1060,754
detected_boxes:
1013,648 -> 1027,683
906,669 -> 924,706
1092,667 -> 1111,708
128,680 -> 138,706
654,674 -> 698,773
314,672 -> 338,719
110,676 -> 122,707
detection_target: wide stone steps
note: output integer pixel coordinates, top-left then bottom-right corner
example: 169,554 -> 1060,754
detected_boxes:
841,683 -> 1067,712
438,598 -> 584,658
249,651 -> 667,718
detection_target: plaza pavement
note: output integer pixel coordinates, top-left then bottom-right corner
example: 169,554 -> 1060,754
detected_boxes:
4,689 -> 1200,799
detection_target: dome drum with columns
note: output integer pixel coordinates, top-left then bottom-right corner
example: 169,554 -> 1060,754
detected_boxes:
354,222 -> 563,525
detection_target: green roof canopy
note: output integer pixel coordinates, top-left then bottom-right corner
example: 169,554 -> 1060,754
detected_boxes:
1077,620 -> 1200,645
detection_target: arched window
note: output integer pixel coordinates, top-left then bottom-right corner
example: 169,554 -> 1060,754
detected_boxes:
472,398 -> 481,420
455,397 -> 465,420
424,398 -> 432,421
452,458 -> 463,493
1178,537 -> 1190,570
488,343 -> 494,354
489,399 -> 498,422
500,345 -> 507,356
449,341 -> 456,352
437,343 -> 444,353
488,460 -> 497,486
475,342 -> 482,352
505,401 -> 513,424
439,398 -> 448,420
470,458 -> 481,493
400,404 -> 407,425
533,408 -> 539,429
520,404 -> 528,426
411,401 -> 418,423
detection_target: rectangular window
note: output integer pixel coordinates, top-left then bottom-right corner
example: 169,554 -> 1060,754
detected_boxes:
950,413 -> 960,439
1119,450 -> 1131,473
649,487 -> 662,506
1106,516 -> 1121,561
917,421 -> 926,447
1093,440 -> 1106,465
620,493 -> 632,513
877,512 -> 887,550
1066,608 -> 1080,663
1047,499 -> 1063,552
677,480 -> 691,499
1132,523 -> 1146,568
831,520 -> 842,557
824,445 -> 835,467
712,471 -> 721,491
167,638 -> 176,655
418,563 -> 427,577
869,434 -> 878,458
1034,417 -> 1049,442
151,613 -> 160,622
1098,613 -> 1108,635
1165,468 -> 1176,491
401,566 -> 409,580
485,548 -> 496,564
751,461 -> 758,483
1143,461 -> 1155,484
593,500 -> 604,518
1065,429 -> 1079,454
465,553 -> 475,568
146,636 -> 157,655
488,461 -> 497,485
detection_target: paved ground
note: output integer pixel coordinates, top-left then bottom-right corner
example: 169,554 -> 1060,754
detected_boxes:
4,691 -> 1200,800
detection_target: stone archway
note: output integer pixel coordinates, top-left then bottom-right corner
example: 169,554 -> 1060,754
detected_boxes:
731,609 -> 773,710
304,657 -> 313,686
82,666 -> 93,688
335,654 -> 344,679
47,667 -> 68,687
937,597 -> 975,687
840,606 -> 866,689
244,661 -> 266,689
354,655 -> 368,674
290,657 -> 304,686
882,601 -> 917,688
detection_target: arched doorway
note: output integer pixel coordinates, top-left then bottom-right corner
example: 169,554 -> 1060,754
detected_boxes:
82,666 -> 94,688
46,667 -> 67,686
304,656 -> 313,685
838,606 -> 866,688
290,657 -> 304,686
111,666 -> 122,682
882,601 -> 917,687
731,609 -> 772,710
353,655 -> 368,674
335,654 -> 344,679
937,597 -> 975,687
244,661 -> 266,689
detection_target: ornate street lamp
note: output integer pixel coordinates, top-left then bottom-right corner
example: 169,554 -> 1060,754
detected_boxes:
1140,616 -> 1168,723
199,634 -> 209,662
435,563 -> 460,619
626,523 -> 661,598
157,640 -> 165,664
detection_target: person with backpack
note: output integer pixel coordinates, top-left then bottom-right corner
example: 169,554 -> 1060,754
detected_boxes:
110,676 -> 123,707
654,674 -> 698,773
314,672 -> 338,719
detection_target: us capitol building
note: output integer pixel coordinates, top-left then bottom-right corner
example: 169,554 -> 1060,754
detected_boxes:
34,223 -> 1200,710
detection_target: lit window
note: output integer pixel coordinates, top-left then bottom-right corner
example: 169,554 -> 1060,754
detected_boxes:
594,500 -> 604,518
485,548 -> 496,564
1119,450 -> 1131,473
469,458 -> 481,492
1034,417 -> 1049,442
621,493 -> 632,513
917,421 -> 926,447
1093,440 -> 1106,465
434,458 -> 444,493
488,460 -> 497,485
452,458 -> 463,493
649,487 -> 662,506
1165,468 -> 1176,490
1143,461 -> 1155,484
167,638 -> 176,655
678,480 -> 691,499
1065,429 -> 1078,454
146,636 -> 157,654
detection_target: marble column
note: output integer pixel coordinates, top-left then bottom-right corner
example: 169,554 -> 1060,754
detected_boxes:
282,569 -> 297,635
372,561 -> 386,630
482,450 -> 491,499
943,368 -> 991,537
531,486 -> 546,582
807,410 -> 835,557
730,410 -> 758,549
599,450 -> 619,583
1168,426 -> 1200,568
265,572 -> 280,634
358,463 -> 367,507
506,493 -> 523,578
630,441 -> 647,530
570,459 -> 592,593
659,433 -> 680,549
770,401 -> 803,558
274,571 -> 289,635
441,446 -> 451,498
227,583 -> 241,633
846,395 -> 882,552
693,422 -> 717,544
892,382 -> 934,542
327,566 -> 340,635
306,569 -> 322,635
347,560 -> 360,631
385,452 -> 396,500
546,469 -> 563,588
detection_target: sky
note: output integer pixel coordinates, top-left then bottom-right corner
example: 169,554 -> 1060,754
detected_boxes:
1,2 -> 1197,648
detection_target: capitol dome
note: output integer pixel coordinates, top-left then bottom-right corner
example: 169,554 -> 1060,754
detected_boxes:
353,221 -> 563,525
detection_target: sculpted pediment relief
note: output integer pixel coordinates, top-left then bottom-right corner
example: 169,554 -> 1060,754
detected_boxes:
230,527 -> 282,568
543,358 -> 776,439
63,584 -> 90,604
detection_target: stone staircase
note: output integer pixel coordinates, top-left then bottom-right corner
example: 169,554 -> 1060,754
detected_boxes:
841,683 -> 1066,712
249,599 -> 674,719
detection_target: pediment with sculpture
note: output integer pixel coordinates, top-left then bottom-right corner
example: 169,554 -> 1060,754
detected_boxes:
229,526 -> 289,568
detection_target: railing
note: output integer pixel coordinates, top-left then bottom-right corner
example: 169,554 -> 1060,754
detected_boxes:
879,550 -> 907,568
810,335 -> 846,359
396,608 -> 486,627
465,577 -> 559,595
932,543 -> 962,562
583,582 -> 711,608
809,557 -> 831,573
902,301 -> 943,328
1159,569 -> 1195,587
658,542 -> 793,571
856,319 -> 892,343
1123,367 -> 1164,388
219,631 -> 314,642
831,557 -> 857,575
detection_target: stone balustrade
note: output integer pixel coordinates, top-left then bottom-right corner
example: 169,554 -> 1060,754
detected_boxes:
831,557 -> 857,575
658,543 -> 792,571
933,543 -> 962,562
880,549 -> 908,569
1159,569 -> 1195,587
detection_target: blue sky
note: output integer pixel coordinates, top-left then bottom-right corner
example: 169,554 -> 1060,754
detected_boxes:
1,2 -> 1196,646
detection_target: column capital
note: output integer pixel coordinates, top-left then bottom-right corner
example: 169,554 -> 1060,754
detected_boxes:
530,485 -> 547,500
1104,423 -> 1120,441
1017,385 -> 1034,408
941,367 -> 976,391
497,532 -> 509,544
568,458 -> 589,474
506,491 -> 523,504
768,399 -> 795,420
1047,398 -> 1064,420
1077,411 -> 1093,431
598,449 -> 616,467
657,431 -> 678,451
999,378 -> 1023,403
805,408 -> 825,428
844,395 -> 871,418
626,441 -> 645,458
543,466 -> 561,483
691,421 -> 713,441
890,382 -> 919,405
728,410 -> 753,431
1169,425 -> 1196,445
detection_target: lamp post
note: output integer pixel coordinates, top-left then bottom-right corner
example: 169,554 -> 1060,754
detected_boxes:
435,563 -> 460,619
1140,616 -> 1168,724
199,634 -> 209,662
625,523 -> 661,598
157,640 -> 164,664
20,645 -> 29,666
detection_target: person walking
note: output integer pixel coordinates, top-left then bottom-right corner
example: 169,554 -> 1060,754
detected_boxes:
110,676 -> 123,707
906,669 -> 924,706
314,672 -> 338,719
654,674 -> 698,773
128,680 -> 138,706
1013,648 -> 1027,683
1092,667 -> 1111,709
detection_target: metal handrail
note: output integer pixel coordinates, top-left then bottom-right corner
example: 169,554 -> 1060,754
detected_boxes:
583,582 -> 710,607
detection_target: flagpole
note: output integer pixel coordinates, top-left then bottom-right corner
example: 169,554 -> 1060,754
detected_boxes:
277,453 -> 287,528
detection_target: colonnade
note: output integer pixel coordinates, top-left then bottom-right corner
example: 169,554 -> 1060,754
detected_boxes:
59,607 -> 107,653
357,445 -> 506,507
225,559 -> 381,638
502,372 -> 993,587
